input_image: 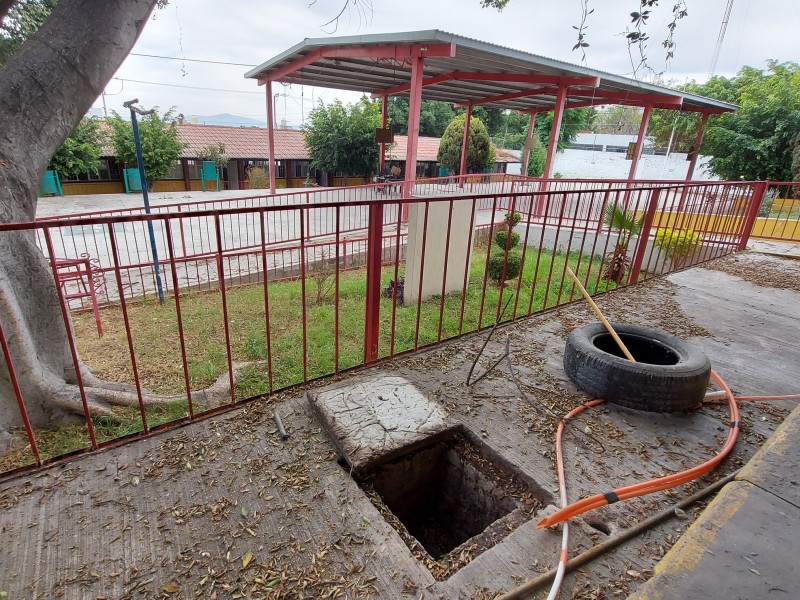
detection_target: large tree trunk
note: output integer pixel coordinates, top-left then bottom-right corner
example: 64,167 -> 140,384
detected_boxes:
0,0 -> 160,436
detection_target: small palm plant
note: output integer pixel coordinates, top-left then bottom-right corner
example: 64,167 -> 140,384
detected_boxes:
603,204 -> 643,285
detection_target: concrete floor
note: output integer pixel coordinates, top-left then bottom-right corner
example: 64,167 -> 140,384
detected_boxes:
1,250 -> 798,599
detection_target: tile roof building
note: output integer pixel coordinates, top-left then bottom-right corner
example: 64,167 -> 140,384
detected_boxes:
57,123 -> 519,196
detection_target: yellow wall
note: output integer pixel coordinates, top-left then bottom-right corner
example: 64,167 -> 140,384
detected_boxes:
62,181 -> 125,195
153,180 -> 189,193
644,210 -> 800,242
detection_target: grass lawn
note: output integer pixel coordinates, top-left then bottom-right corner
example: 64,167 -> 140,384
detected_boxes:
0,244 -> 612,470
72,244 -> 611,398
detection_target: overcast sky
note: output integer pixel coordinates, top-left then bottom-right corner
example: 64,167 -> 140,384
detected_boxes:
94,0 -> 800,127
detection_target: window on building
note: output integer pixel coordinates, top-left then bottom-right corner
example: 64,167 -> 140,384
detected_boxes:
187,160 -> 202,179
62,158 -> 121,182
165,160 -> 183,180
294,162 -> 309,178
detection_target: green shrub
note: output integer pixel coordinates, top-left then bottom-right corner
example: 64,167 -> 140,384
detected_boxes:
247,166 -> 269,189
504,211 -> 522,228
653,227 -> 702,259
494,230 -> 520,249
487,248 -> 522,282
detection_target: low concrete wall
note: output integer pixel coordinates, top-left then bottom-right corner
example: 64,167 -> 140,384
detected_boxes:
404,200 -> 475,306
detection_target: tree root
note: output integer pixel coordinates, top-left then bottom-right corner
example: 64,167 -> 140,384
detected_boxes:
55,362 -> 256,423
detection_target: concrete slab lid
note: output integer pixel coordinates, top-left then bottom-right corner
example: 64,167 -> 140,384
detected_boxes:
308,375 -> 453,472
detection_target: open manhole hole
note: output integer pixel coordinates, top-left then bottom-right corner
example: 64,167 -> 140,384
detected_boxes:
347,431 -> 551,578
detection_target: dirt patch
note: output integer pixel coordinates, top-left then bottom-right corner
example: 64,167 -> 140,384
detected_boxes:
702,252 -> 800,292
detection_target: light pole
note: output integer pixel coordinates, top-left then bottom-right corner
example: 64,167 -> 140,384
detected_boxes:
123,98 -> 165,304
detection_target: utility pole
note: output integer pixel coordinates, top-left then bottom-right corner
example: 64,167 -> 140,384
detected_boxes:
123,98 -> 165,304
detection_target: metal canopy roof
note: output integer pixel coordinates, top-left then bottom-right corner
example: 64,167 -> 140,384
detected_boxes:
245,30 -> 736,114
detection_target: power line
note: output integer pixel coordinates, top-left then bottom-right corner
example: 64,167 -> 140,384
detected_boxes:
112,77 -> 262,95
129,52 -> 257,67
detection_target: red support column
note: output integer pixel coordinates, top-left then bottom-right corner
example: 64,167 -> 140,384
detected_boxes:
542,85 -> 567,179
521,112 -> 536,177
458,104 -> 472,189
266,79 -> 277,194
628,104 -> 653,180
403,49 -> 425,212
379,94 -> 388,175
685,112 -> 709,181
629,188 -> 661,284
364,203 -> 384,363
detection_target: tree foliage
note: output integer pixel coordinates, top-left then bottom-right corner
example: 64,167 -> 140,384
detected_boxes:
304,97 -> 381,181
648,62 -> 800,181
199,142 -> 229,169
703,62 -> 800,181
48,116 -> 106,178
108,107 -> 185,184
437,114 -> 495,174
591,106 -> 642,135
0,0 -> 57,64
387,97 -> 458,138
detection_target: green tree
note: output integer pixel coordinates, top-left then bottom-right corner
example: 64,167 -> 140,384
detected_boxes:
387,97 -> 457,138
591,106 -> 642,135
0,0 -> 57,65
536,107 -> 592,150
648,63 -> 800,181
437,114 -> 495,174
48,116 -> 106,178
108,107 -> 185,189
791,134 -> 800,183
703,62 -> 800,181
304,97 -> 381,184
525,132 -> 547,177
199,142 -> 229,169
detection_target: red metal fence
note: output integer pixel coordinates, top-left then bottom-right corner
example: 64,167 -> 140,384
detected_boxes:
0,178 -> 775,477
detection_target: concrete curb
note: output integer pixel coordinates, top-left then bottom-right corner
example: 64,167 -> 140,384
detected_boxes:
630,402 -> 800,600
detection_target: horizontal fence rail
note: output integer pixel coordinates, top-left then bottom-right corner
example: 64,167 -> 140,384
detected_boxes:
0,178 -> 776,477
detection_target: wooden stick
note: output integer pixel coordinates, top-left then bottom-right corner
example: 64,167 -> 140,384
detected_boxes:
565,267 -> 636,362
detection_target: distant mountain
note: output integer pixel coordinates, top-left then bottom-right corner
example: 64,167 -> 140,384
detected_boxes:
189,113 -> 265,127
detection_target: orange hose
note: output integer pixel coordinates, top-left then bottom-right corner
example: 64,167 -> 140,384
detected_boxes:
545,398 -> 605,600
538,370 -> 739,529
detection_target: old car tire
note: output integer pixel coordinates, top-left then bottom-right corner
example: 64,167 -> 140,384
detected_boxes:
563,323 -> 711,412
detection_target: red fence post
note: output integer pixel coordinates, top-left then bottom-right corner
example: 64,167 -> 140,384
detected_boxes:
364,203 -> 384,363
738,181 -> 768,250
629,188 -> 661,284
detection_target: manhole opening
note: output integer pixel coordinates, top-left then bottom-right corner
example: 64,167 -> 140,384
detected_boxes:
593,333 -> 679,365
354,432 -> 549,572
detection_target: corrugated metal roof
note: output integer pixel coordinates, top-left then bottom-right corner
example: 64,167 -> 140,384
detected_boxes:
245,30 -> 736,114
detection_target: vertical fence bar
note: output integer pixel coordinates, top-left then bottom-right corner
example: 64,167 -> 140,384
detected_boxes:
437,200 -> 455,342
213,215 -> 236,403
0,318 -> 42,465
364,202 -> 384,363
257,223 -> 275,398
163,219 -> 195,417
477,198 -> 498,329
629,189 -> 662,284
512,192 -> 536,319
389,202 -> 403,357
527,193 -> 551,314
299,207 -> 308,382
413,202 -> 430,350
738,181 -> 768,250
107,224 -> 149,433
334,207 -> 341,371
458,198 -> 478,336
43,227 -> 97,448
